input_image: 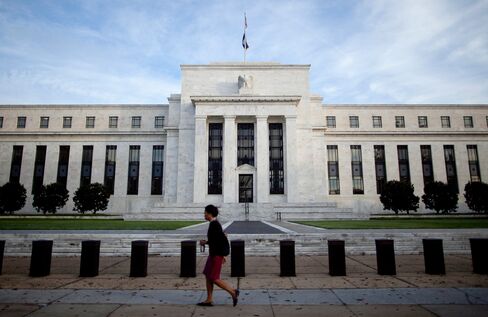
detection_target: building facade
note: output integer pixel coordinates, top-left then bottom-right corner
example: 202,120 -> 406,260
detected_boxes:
0,62 -> 487,220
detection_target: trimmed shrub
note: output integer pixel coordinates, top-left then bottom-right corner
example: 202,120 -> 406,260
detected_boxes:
32,183 -> 69,214
380,180 -> 419,214
422,181 -> 458,214
0,182 -> 27,215
464,181 -> 488,214
73,183 -> 110,214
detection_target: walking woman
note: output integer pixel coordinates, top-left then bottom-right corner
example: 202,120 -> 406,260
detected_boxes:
198,204 -> 239,307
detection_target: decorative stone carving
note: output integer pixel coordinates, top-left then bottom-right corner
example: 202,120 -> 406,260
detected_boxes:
238,74 -> 253,94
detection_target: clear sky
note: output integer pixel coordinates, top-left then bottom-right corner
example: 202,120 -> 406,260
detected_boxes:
0,0 -> 487,104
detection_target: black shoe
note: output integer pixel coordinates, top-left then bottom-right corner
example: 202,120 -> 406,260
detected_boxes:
197,302 -> 213,307
233,289 -> 240,307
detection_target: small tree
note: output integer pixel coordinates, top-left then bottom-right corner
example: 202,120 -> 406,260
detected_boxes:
0,182 -> 27,215
33,183 -> 69,214
422,181 -> 458,214
380,180 -> 419,214
73,183 -> 110,214
464,181 -> 488,214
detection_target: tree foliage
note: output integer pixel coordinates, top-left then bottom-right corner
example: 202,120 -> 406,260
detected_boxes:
73,183 -> 110,214
0,182 -> 27,215
464,182 -> 488,213
380,180 -> 419,214
32,183 -> 69,214
422,181 -> 458,214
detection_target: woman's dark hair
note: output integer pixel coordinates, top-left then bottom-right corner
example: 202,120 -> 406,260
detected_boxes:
205,204 -> 219,217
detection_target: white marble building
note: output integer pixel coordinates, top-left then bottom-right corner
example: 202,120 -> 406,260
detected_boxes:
0,62 -> 487,220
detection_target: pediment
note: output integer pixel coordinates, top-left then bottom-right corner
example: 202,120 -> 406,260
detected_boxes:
236,164 -> 256,172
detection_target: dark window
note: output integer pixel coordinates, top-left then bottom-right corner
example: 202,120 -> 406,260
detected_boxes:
63,116 -> 72,128
443,145 -> 458,193
132,116 -> 141,128
86,116 -> 95,128
486,116 -> 488,128
269,123 -> 284,194
239,174 -> 253,203
9,145 -> 23,184
237,123 -> 254,166
17,116 -> 26,128
208,123 -> 223,194
326,116 -> 336,128
0,116 -> 3,128
327,145 -> 340,195
155,116 -> 165,128
151,145 -> 164,195
464,116 -> 473,128
372,116 -> 382,128
32,146 -> 47,194
351,145 -> 364,194
420,145 -> 434,187
418,116 -> 428,128
441,116 -> 450,128
397,145 -> 410,183
56,146 -> 70,188
80,146 -> 93,187
374,145 -> 387,194
467,145 -> 481,182
109,116 -> 118,128
40,117 -> 49,128
104,145 -> 117,195
127,145 -> 140,195
349,116 -> 359,128
395,116 -> 405,128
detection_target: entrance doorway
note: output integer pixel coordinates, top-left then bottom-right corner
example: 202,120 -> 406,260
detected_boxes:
239,174 -> 253,203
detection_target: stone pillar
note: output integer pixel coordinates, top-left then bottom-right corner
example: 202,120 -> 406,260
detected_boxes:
193,115 -> 207,203
285,115 -> 298,202
223,116 -> 237,203
256,116 -> 269,202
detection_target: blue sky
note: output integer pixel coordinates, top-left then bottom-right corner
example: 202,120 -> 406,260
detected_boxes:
0,0 -> 487,104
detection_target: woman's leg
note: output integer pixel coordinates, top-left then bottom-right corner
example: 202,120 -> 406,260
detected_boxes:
204,278 -> 214,303
214,279 -> 237,298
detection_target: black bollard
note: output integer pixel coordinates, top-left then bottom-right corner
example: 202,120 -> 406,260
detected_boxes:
375,239 -> 396,275
423,239 -> 445,275
29,240 -> 53,277
180,240 -> 196,277
130,240 -> 148,277
470,238 -> 488,274
80,240 -> 101,277
280,240 -> 296,277
231,240 -> 245,277
328,240 -> 346,276
0,240 -> 4,275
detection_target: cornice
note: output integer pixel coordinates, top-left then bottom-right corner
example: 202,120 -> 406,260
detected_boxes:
191,95 -> 302,106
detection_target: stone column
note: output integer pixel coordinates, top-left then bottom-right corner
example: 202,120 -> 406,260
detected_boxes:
285,115 -> 298,202
193,115 -> 207,203
256,115 -> 269,202
223,115 -> 237,203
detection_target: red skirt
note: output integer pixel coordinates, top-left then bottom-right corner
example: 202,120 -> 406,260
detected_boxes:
203,255 -> 224,282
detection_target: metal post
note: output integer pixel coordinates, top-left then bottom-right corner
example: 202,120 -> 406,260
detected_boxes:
280,240 -> 296,277
470,238 -> 488,274
29,240 -> 53,277
231,240 -> 245,277
423,239 -> 445,275
180,240 -> 196,277
130,240 -> 148,277
80,240 -> 101,277
375,239 -> 396,275
328,240 -> 346,276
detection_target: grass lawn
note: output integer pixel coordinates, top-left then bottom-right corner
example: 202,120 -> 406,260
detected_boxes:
0,219 -> 202,230
296,218 -> 488,229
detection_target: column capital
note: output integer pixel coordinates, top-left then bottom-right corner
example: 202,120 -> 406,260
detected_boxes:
195,115 -> 207,120
223,115 -> 236,120
256,115 -> 268,121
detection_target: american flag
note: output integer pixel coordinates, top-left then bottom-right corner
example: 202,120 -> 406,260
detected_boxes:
242,13 -> 249,50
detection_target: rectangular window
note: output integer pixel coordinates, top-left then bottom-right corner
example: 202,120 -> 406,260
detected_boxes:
349,116 -> 359,128
0,116 -> 3,128
109,116 -> 118,128
86,116 -> 95,128
80,145 -> 93,187
63,116 -> 72,128
208,123 -> 223,194
104,145 -> 117,195
40,117 -> 49,128
374,145 -> 387,194
269,123 -> 284,194
56,146 -> 70,188
32,145 -> 47,194
127,145 -> 140,195
327,145 -> 340,195
443,145 -> 458,193
464,116 -> 473,128
420,145 -> 434,187
151,145 -> 164,195
441,116 -> 450,128
155,116 -> 165,128
237,123 -> 254,166
131,116 -> 141,128
395,116 -> 405,128
372,116 -> 382,128
351,145 -> 364,194
418,116 -> 428,128
397,145 -> 411,183
9,145 -> 23,184
17,116 -> 26,128
326,116 -> 336,128
467,145 -> 481,182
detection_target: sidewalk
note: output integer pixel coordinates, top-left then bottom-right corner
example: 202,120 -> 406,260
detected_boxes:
1,254 -> 487,316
